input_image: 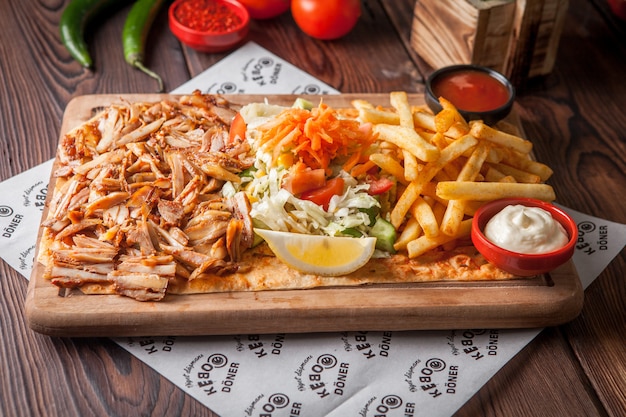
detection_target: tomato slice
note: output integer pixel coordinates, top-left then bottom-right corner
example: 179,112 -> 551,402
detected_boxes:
228,113 -> 246,145
283,168 -> 326,195
300,177 -> 345,210
366,176 -> 394,195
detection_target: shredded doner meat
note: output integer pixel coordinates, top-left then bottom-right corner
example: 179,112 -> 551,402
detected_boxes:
39,92 -> 255,301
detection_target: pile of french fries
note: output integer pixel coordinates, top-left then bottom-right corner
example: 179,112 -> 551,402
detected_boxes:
351,92 -> 555,259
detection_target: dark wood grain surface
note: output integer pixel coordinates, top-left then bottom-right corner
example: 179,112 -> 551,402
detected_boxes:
1,1 -> 624,416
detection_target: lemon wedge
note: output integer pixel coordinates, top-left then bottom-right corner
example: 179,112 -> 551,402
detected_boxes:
254,229 -> 376,276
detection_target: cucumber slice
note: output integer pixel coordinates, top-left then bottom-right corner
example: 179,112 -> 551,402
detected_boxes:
293,98 -> 314,110
370,217 -> 397,253
252,219 -> 270,247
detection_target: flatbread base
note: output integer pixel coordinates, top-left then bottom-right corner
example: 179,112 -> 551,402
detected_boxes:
168,243 -> 516,295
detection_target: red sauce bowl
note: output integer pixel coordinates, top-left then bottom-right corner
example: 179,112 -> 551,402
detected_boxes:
169,0 -> 250,53
425,65 -> 515,125
471,198 -> 578,277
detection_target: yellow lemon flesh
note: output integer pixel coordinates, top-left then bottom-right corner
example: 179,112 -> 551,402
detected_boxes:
254,229 -> 376,276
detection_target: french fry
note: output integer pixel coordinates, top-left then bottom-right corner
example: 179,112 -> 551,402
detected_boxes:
439,142 -> 490,236
403,151 -> 420,181
435,98 -> 470,138
484,166 -> 513,182
440,135 -> 479,164
435,108 -> 456,133
458,142 -> 490,181
378,140 -> 399,151
394,217 -> 422,251
413,111 -> 436,132
440,200 -> 466,236
501,150 -> 554,181
442,240 -> 459,252
370,153 -> 408,184
411,104 -> 429,113
419,181 -> 447,205
494,120 -> 521,136
373,124 -> 440,162
351,99 -> 375,110
440,162 -> 460,181
390,91 -> 414,128
470,121 -> 533,154
390,91 -> 422,181
434,169 -> 454,182
431,199 -> 447,225
419,134 -> 479,183
430,132 -> 449,150
436,181 -> 556,201
390,180 -> 421,229
359,107 -> 400,125
488,162 -> 541,184
463,201 -> 485,216
417,130 -> 436,145
484,146 -> 506,163
439,97 -> 469,131
407,219 -> 472,258
410,196 -> 439,238
446,122 -> 471,139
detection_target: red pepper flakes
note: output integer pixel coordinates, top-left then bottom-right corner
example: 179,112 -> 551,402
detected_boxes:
174,0 -> 243,32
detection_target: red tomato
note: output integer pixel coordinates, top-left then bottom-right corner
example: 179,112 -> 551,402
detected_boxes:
229,113 -> 247,144
283,168 -> 327,195
291,0 -> 361,40
300,177 -> 345,210
237,0 -> 290,19
366,176 -> 394,195
608,0 -> 626,20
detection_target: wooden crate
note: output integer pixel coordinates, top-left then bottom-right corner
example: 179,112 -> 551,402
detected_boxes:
410,0 -> 569,88
525,0 -> 569,77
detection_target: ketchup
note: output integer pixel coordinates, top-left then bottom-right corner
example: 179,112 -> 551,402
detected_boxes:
432,70 -> 510,112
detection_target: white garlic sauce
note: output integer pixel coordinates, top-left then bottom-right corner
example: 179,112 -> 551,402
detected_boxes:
484,204 -> 569,254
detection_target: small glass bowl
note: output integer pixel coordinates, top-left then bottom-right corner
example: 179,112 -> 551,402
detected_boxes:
169,0 -> 250,53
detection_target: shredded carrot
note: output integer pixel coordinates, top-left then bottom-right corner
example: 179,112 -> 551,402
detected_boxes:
341,151 -> 362,173
256,103 -> 376,171
350,160 -> 377,178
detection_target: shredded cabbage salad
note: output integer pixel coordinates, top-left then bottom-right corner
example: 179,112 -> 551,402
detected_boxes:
227,100 -> 392,251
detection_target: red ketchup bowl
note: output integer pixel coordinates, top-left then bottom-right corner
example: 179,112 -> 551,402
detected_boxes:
425,64 -> 515,125
169,0 -> 250,53
471,198 -> 578,277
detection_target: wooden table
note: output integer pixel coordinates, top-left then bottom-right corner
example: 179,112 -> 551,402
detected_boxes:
1,1 -> 624,416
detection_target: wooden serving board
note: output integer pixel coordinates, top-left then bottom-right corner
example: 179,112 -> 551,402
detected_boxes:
25,93 -> 584,337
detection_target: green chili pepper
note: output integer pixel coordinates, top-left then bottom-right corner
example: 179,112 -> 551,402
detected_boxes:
59,0 -> 123,68
123,0 -> 166,92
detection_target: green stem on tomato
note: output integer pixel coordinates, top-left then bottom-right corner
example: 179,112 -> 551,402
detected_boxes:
122,0 -> 166,92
